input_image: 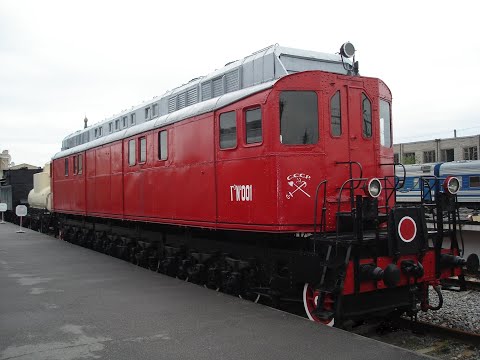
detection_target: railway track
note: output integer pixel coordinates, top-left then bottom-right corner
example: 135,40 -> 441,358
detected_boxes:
396,318 -> 480,347
441,276 -> 480,292
349,317 -> 480,358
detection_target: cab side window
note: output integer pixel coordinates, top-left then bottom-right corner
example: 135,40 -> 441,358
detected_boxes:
362,93 -> 372,138
73,156 -> 78,175
158,130 -> 168,160
280,91 -> 318,145
245,108 -> 262,144
64,158 -> 69,176
330,91 -> 342,136
78,154 -> 83,174
380,100 -> 392,147
139,137 -> 147,163
219,111 -> 237,149
128,140 -> 136,166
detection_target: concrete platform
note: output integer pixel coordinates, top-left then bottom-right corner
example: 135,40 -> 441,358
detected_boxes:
0,223 -> 428,360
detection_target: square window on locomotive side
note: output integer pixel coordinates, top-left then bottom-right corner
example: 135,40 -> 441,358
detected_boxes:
219,111 -> 237,149
158,130 -> 168,160
78,154 -> 83,175
279,91 -> 319,145
128,139 -> 136,166
245,107 -> 262,145
330,90 -> 342,137
73,156 -> 78,175
279,91 -> 318,145
64,158 -> 69,177
362,93 -> 372,139
139,137 -> 147,163
379,100 -> 392,147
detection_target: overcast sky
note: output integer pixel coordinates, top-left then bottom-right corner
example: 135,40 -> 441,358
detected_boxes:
1,0 -> 479,167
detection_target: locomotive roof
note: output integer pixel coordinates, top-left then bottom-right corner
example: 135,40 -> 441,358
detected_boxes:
53,81 -> 275,160
56,44 -> 353,159
395,163 -> 437,177
438,160 -> 480,175
396,160 -> 480,178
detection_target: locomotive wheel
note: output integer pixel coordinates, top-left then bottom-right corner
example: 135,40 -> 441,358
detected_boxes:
63,227 -> 73,242
303,283 -> 335,326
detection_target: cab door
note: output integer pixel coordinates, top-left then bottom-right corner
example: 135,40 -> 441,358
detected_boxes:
322,85 -> 352,203
322,81 -> 377,212
345,84 -> 377,180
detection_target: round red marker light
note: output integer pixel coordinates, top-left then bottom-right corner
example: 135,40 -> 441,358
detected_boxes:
398,216 -> 417,243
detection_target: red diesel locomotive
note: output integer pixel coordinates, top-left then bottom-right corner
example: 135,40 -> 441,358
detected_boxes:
42,43 -> 477,327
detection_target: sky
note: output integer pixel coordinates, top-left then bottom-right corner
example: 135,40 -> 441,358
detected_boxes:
1,0 -> 479,167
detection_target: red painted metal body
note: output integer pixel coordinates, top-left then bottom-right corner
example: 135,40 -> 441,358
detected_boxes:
52,71 -> 393,233
50,69 -> 469,322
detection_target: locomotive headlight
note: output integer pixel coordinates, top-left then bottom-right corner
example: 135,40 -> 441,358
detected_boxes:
443,176 -> 460,195
365,178 -> 382,198
340,42 -> 356,58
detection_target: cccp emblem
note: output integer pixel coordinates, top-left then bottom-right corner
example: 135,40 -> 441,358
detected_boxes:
286,173 -> 311,200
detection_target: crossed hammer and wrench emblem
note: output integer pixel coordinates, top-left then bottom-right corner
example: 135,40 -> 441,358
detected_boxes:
286,180 -> 311,199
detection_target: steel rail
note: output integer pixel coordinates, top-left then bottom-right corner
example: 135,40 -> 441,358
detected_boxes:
397,318 -> 480,347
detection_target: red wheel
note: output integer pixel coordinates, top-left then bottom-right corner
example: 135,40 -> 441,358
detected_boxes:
303,283 -> 335,326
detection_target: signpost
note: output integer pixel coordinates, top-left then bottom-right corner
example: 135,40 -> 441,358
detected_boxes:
15,205 -> 27,233
0,203 -> 6,224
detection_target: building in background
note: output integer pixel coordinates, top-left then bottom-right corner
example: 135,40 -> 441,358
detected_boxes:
0,150 -> 12,178
394,134 -> 480,164
0,150 -> 40,178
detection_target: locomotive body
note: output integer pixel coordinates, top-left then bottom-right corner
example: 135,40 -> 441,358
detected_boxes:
38,44 -> 476,327
52,71 -> 392,232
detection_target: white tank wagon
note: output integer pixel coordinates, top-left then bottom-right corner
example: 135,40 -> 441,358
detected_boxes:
28,163 -> 54,233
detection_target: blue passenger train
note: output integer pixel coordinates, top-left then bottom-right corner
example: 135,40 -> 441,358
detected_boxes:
396,160 -> 480,208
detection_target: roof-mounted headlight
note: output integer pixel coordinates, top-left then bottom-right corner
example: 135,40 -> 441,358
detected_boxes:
340,42 -> 355,58
364,178 -> 382,198
443,176 -> 460,195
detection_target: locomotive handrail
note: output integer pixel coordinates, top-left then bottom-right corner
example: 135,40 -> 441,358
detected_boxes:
380,162 -> 405,207
335,177 -> 368,243
335,161 -> 363,185
380,162 -> 406,190
419,175 -> 439,204
336,177 -> 368,214
312,180 -> 328,243
335,161 -> 364,210
379,175 -> 395,213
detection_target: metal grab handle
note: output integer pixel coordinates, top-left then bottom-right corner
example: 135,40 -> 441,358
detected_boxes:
313,180 -> 328,237
335,161 -> 363,185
